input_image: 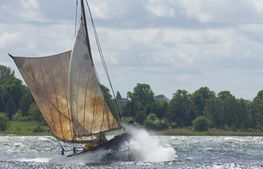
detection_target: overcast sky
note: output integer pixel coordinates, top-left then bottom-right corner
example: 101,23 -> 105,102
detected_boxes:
1,0 -> 263,99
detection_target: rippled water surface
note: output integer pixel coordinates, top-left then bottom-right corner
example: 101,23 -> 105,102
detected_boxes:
0,135 -> 262,168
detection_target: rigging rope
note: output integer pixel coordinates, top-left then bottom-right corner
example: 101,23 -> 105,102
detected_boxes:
85,0 -> 123,123
74,0 -> 78,36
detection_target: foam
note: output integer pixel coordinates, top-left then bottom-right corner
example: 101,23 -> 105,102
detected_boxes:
18,158 -> 51,163
126,125 -> 177,162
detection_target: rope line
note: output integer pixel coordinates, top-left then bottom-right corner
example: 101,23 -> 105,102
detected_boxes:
74,0 -> 78,36
85,0 -> 123,123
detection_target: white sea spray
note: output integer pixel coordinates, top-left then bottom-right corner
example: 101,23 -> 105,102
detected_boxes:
125,125 -> 177,162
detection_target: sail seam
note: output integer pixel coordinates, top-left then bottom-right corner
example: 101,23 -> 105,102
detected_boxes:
75,62 -> 82,140
43,60 -> 60,137
59,55 -> 73,139
82,73 -> 91,137
100,102 -> 106,132
56,58 -> 65,139
90,90 -> 97,134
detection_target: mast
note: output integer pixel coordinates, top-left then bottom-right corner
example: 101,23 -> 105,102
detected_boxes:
80,0 -> 94,65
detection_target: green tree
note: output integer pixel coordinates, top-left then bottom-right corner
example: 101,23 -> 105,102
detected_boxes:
28,102 -> 44,124
218,91 -> 237,129
0,74 -> 24,108
0,65 -> 15,84
0,65 -> 14,112
248,104 -> 257,129
204,97 -> 223,128
152,100 -> 168,119
191,87 -> 215,120
127,83 -> 154,111
135,111 -> 147,125
5,96 -> 16,120
252,90 -> 263,129
169,90 -> 192,127
127,83 -> 154,122
100,84 -> 118,116
0,65 -> 25,117
19,88 -> 34,116
123,100 -> 133,117
0,112 -> 8,131
235,99 -> 250,129
192,116 -> 210,131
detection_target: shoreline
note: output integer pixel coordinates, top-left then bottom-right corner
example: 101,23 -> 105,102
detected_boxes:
154,128 -> 263,136
1,128 -> 263,136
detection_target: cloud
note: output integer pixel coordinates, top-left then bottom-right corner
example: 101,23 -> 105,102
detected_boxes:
0,0 -> 43,22
178,0 -> 263,23
0,32 -> 21,48
0,0 -> 263,99
145,0 -> 176,17
18,0 -> 40,19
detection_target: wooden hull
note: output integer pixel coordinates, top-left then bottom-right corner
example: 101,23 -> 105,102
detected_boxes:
67,133 -> 130,157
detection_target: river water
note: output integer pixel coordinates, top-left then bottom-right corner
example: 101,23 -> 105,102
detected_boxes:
0,133 -> 262,168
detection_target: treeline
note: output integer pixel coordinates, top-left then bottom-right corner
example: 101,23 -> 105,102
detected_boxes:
0,64 -> 263,132
0,65 -> 44,131
115,84 -> 263,131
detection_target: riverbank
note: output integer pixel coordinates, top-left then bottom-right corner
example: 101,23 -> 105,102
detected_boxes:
0,121 -> 49,136
1,121 -> 263,136
155,128 -> 263,136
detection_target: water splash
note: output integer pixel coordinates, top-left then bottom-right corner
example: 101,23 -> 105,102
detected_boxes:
51,126 -> 177,163
125,125 -> 177,162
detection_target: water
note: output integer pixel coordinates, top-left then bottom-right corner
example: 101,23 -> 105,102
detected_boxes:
0,132 -> 262,168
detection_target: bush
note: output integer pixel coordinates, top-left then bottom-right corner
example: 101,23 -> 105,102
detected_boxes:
135,111 -> 147,125
192,116 -> 210,131
170,121 -> 177,128
29,102 -> 45,123
13,112 -> 31,122
33,125 -> 46,133
122,116 -> 134,124
158,119 -> 169,130
144,118 -> 158,130
144,113 -> 169,130
0,113 -> 8,131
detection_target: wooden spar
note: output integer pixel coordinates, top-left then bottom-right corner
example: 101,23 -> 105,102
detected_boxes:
80,0 -> 94,65
8,53 -> 14,59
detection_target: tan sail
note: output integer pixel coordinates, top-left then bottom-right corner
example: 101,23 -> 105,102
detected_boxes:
69,16 -> 120,139
12,49 -> 120,143
12,51 -> 73,142
11,0 -> 121,144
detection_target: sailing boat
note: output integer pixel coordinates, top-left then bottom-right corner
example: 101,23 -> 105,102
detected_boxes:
9,0 -> 129,156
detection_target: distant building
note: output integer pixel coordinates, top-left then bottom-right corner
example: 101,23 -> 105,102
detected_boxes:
154,94 -> 169,102
116,91 -> 129,113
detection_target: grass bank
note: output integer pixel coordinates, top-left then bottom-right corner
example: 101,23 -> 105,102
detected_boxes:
0,121 -> 49,136
1,122 -> 263,136
154,128 -> 263,136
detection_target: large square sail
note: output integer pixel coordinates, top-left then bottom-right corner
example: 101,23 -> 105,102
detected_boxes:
11,0 -> 121,144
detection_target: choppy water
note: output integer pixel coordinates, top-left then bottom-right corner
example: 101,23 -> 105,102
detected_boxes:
0,134 -> 262,168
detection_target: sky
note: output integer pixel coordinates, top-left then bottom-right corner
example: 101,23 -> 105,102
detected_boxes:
0,0 -> 263,100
